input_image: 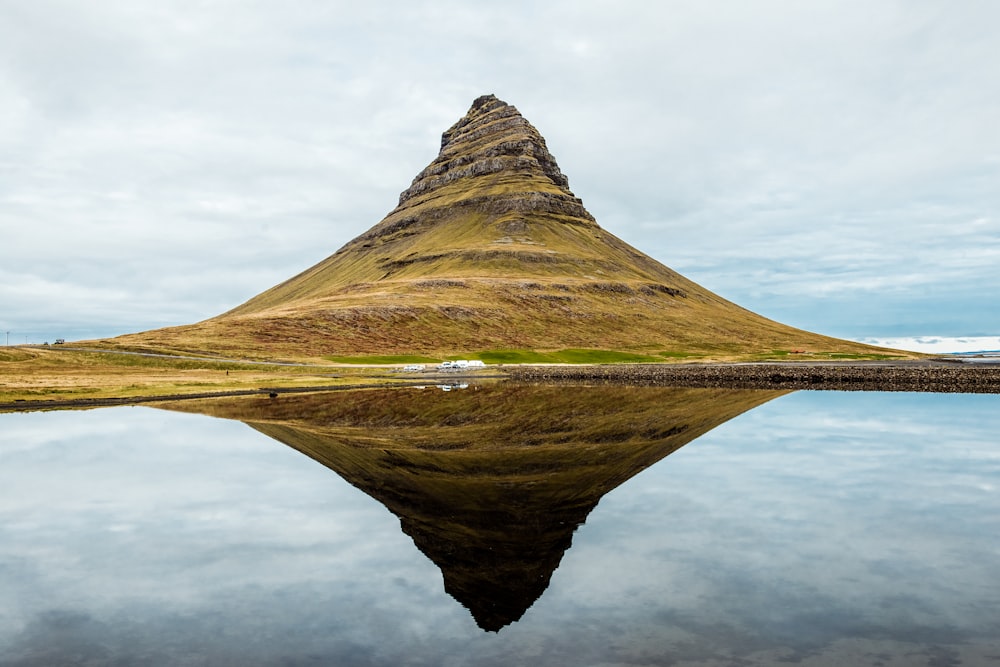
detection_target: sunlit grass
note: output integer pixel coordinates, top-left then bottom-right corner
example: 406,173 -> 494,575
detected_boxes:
0,347 -> 405,407
326,349 -> 672,364
658,351 -> 699,359
324,354 -> 442,365
826,353 -> 903,360
466,350 -> 556,364
748,350 -> 910,361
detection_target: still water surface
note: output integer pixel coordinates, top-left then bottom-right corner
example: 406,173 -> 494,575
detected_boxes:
1,386 -> 998,666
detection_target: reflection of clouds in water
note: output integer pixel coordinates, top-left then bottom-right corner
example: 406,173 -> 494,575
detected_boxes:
548,392 -> 1000,662
0,407 -> 467,663
3,409 -> 138,456
2,393 -> 999,665
2,592 -> 467,667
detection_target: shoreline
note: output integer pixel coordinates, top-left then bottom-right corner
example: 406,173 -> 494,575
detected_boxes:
3,361 -> 999,412
0,381 -> 433,413
506,359 -> 1000,393
0,375 -> 509,413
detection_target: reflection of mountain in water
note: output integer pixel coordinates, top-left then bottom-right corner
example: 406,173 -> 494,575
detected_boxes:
161,384 -> 784,631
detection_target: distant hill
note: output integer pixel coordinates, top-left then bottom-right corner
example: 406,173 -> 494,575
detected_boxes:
99,95 -> 899,361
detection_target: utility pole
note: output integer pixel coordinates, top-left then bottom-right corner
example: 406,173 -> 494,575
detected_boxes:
5,331 -> 8,346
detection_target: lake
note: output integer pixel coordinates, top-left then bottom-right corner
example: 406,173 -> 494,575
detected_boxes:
1,384 -> 998,666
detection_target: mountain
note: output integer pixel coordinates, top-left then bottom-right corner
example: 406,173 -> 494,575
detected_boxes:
157,383 -> 787,631
102,94 -> 894,360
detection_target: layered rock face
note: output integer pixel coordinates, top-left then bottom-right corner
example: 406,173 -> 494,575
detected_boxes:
341,94 -> 611,284
401,95 -> 573,200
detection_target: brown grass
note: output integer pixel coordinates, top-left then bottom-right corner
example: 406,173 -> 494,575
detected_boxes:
80,276 -> 917,362
0,347 -> 390,405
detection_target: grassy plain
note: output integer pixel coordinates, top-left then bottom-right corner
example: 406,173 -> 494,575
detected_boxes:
1,340 -> 919,410
0,346 -> 396,406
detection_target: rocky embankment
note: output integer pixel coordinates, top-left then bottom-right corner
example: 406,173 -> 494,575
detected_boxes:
508,361 -> 1000,393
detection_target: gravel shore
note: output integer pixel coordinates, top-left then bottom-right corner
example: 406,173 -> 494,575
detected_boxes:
507,360 -> 1000,393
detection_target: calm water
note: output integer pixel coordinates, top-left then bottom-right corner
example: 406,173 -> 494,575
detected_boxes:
1,386 -> 998,666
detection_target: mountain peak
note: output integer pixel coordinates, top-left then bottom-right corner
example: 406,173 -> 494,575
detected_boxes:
397,94 -> 572,207
441,93 -> 508,147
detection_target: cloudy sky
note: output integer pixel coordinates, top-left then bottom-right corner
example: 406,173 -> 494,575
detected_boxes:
2,1 -> 998,347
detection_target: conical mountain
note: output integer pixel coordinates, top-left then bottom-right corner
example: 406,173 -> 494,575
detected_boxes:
157,384 -> 787,631
104,95 -> 891,359
227,93 -> 694,311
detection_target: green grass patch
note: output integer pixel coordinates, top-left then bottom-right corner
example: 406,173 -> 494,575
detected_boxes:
748,350 -> 819,361
324,354 -> 441,365
466,350 -> 559,364
657,351 -> 699,359
463,348 -> 664,364
826,353 -> 903,360
551,349 -> 662,363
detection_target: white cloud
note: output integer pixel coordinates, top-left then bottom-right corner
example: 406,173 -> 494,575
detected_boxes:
1,0 -> 998,341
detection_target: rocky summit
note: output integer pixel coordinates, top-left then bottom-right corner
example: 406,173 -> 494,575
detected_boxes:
102,95 -> 894,360
225,93 -> 690,308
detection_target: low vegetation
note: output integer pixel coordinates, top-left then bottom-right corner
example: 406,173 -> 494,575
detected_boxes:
470,349 -> 665,364
324,354 -> 442,365
0,347 -> 399,407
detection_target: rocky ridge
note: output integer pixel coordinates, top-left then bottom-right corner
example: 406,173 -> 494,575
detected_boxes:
397,94 -> 574,204
340,93 -> 597,257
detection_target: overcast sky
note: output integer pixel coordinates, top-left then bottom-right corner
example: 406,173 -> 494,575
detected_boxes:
2,1 -> 998,347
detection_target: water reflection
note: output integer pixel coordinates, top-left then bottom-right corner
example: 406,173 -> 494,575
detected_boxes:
158,384 -> 785,631
3,387 -> 999,666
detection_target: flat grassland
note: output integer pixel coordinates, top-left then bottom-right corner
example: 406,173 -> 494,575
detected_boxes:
0,346 -> 411,409
3,344 -> 997,412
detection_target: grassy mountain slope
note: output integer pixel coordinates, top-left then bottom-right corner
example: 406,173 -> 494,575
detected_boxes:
97,95 -> 904,361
